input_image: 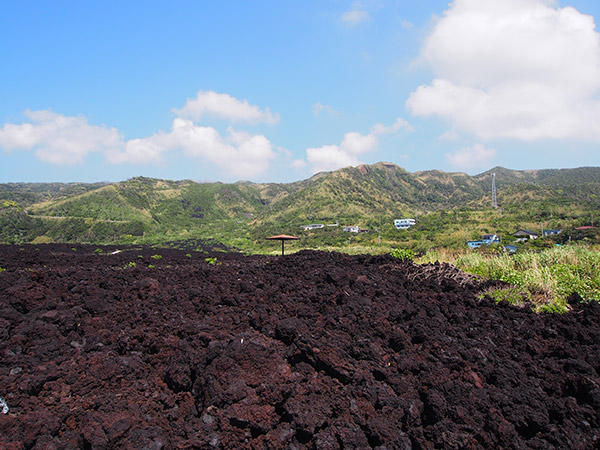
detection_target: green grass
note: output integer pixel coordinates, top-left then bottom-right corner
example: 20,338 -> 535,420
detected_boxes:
420,245 -> 600,312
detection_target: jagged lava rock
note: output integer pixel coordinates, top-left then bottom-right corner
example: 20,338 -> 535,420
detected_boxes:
0,244 -> 599,449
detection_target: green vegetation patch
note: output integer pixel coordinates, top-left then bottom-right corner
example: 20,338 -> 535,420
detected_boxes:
390,248 -> 415,262
478,287 -> 530,308
455,246 -> 600,312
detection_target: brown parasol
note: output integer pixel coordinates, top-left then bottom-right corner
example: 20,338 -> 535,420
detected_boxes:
266,234 -> 300,256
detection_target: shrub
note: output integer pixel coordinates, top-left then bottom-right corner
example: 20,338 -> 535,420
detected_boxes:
390,248 -> 415,262
151,254 -> 163,260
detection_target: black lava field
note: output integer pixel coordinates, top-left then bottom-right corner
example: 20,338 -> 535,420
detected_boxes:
0,244 -> 599,449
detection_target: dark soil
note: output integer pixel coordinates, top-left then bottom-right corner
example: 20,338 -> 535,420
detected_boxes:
0,244 -> 599,449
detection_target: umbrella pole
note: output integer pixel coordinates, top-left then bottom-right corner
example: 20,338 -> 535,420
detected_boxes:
281,240 -> 285,256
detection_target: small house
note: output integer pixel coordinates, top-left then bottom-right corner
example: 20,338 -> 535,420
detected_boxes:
513,229 -> 539,241
467,240 -> 485,249
543,229 -> 562,237
482,234 -> 500,244
394,218 -> 416,230
343,226 -> 359,233
467,233 -> 500,249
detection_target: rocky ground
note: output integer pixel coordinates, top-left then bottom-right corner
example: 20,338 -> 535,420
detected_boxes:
0,244 -> 599,449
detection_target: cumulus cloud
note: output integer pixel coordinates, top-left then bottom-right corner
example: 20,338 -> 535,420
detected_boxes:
1,109 -> 276,178
306,117 -> 412,173
306,131 -> 375,174
406,0 -> 600,141
105,131 -> 173,165
306,145 -> 362,174
107,118 -> 276,178
0,110 -> 122,165
446,144 -> 496,171
340,132 -> 378,154
178,122 -> 275,178
173,91 -> 280,125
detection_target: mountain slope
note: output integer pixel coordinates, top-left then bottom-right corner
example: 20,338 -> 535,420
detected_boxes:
0,182 -> 108,207
1,163 -> 599,248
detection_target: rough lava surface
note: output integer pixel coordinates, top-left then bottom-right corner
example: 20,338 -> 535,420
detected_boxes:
0,244 -> 599,449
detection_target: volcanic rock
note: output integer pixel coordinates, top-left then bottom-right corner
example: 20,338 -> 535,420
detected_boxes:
0,244 -> 599,449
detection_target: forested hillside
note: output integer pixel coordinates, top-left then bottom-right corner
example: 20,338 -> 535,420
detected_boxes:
1,163 -> 598,252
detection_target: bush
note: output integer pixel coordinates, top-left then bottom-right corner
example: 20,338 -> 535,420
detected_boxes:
390,248 -> 415,262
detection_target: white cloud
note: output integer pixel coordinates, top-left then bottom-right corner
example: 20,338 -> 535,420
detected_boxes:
110,118 -> 276,178
305,117 -> 412,173
105,131 -> 173,165
446,144 -> 496,171
342,2 -> 370,25
0,110 -> 122,165
370,117 -> 414,135
312,102 -> 339,117
340,131 -> 378,154
406,0 -> 600,141
307,145 -> 362,173
1,109 -> 277,178
173,90 -> 280,125
342,10 -> 369,25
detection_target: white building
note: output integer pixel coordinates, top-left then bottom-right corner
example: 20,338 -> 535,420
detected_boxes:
302,224 -> 325,231
394,219 -> 416,230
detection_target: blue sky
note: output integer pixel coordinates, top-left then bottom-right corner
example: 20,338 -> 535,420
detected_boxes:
1,0 -> 600,183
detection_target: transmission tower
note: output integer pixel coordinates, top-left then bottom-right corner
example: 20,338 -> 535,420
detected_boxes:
492,173 -> 498,209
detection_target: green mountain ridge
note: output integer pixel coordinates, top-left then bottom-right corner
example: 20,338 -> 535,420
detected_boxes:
1,162 -> 599,251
